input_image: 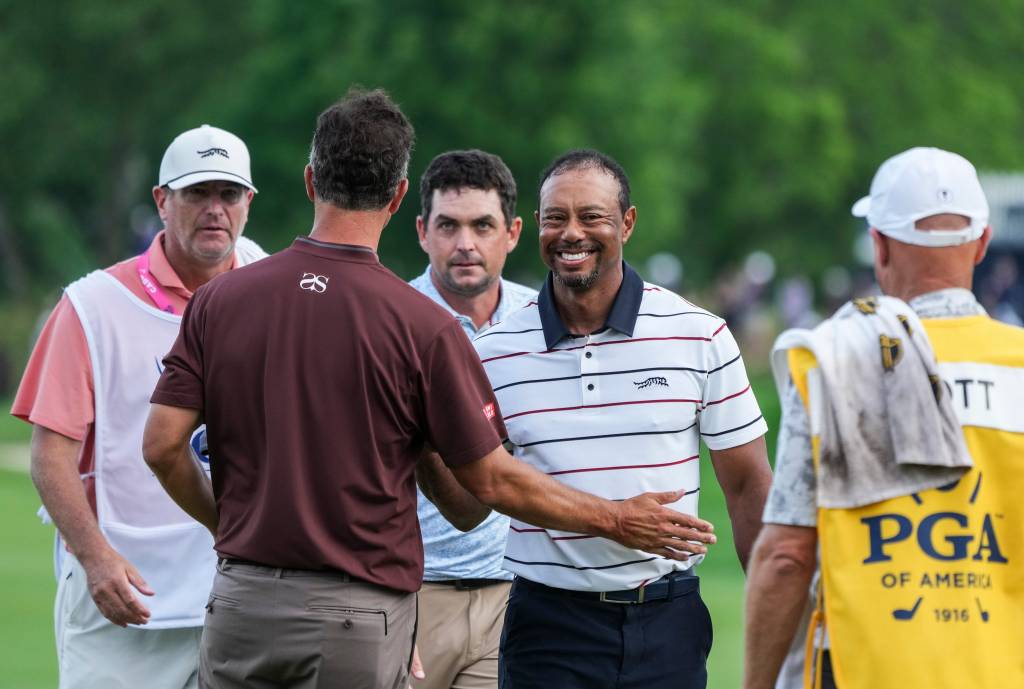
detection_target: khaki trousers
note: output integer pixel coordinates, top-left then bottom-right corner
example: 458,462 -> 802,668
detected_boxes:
201,560 -> 416,689
412,581 -> 511,689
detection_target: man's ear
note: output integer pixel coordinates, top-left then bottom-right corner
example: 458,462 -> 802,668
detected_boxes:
870,228 -> 890,268
506,216 -> 523,253
304,165 -> 316,202
621,207 -> 637,245
974,225 -> 993,266
416,215 -> 430,253
153,186 -> 170,222
388,179 -> 410,215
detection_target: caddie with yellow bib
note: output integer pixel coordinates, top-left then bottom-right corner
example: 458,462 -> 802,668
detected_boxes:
742,147 -> 1024,689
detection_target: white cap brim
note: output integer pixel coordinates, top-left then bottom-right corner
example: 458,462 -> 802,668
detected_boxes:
851,195 -> 871,218
164,170 -> 258,193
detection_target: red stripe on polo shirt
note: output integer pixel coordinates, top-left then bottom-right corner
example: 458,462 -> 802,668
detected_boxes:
510,525 -> 596,541
704,384 -> 752,407
548,454 -> 699,476
712,322 -> 727,337
503,398 -> 700,422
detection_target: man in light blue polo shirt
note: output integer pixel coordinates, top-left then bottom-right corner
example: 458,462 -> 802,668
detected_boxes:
409,149 -> 536,689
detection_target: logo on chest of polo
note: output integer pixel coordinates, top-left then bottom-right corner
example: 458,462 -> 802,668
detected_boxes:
634,376 -> 669,390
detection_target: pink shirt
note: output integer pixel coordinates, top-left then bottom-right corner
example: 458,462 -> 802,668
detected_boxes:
10,231 -> 230,512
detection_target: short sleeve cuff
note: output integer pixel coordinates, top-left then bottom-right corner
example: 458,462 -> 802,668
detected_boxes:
438,439 -> 503,468
762,505 -> 818,527
149,389 -> 203,410
700,415 -> 768,451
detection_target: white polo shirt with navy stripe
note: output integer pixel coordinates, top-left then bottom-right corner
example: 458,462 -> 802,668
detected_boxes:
473,262 -> 767,592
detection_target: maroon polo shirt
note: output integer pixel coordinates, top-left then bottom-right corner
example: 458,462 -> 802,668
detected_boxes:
151,237 -> 505,592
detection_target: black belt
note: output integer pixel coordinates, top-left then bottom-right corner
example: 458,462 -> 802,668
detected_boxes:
427,578 -> 510,591
516,570 -> 697,605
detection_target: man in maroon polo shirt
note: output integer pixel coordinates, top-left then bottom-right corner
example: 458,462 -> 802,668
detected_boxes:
142,88 -> 718,689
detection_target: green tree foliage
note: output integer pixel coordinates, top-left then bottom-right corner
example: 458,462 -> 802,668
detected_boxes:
3,0 -> 1024,365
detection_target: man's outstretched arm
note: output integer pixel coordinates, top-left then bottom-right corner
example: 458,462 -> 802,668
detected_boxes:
416,450 -> 491,532
142,403 -> 217,535
449,444 -> 717,560
743,523 -> 818,689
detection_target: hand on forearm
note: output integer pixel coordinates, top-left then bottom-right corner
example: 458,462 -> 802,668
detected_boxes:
417,451 -> 491,531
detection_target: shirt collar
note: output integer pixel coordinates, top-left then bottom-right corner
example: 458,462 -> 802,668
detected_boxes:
147,230 -> 193,298
147,230 -> 245,299
909,287 -> 987,319
413,265 -> 522,334
538,261 -> 644,349
291,236 -> 379,262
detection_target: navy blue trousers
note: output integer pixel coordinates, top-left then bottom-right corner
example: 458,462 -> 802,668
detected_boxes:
498,575 -> 713,689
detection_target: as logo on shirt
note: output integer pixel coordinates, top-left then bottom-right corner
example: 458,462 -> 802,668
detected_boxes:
299,273 -> 329,293
482,402 -> 496,420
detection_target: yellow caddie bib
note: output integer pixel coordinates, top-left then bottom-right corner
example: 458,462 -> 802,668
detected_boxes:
790,316 -> 1024,689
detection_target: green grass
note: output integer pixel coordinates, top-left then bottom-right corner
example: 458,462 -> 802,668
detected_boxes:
0,376 -> 782,689
0,397 -> 32,443
0,468 -> 58,689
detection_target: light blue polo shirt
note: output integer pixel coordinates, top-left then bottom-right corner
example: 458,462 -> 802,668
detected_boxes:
409,266 -> 537,580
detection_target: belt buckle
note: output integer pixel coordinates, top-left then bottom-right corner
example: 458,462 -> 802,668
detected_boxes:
599,587 -> 644,604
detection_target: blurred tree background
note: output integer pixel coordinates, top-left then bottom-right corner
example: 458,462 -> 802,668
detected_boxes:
4,3 -> 1024,686
3,0 -> 1024,390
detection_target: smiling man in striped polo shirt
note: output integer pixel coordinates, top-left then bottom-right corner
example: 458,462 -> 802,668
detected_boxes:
473,149 -> 773,689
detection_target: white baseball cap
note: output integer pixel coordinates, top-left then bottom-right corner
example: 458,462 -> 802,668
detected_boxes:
851,147 -> 988,247
158,124 -> 257,192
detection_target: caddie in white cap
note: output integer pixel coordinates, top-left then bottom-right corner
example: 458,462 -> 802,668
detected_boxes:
9,124 -> 267,689
852,146 -> 989,248
744,147 -> 1024,689
159,124 -> 258,191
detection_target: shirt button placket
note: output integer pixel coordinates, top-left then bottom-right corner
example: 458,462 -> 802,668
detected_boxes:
581,336 -> 598,401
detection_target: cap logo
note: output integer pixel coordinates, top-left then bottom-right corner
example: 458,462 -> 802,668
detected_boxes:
483,402 -> 496,420
937,187 -> 953,203
197,147 -> 230,159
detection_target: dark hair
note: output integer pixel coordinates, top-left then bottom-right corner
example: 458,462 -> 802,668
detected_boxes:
419,149 -> 517,226
538,149 -> 631,215
309,87 -> 415,210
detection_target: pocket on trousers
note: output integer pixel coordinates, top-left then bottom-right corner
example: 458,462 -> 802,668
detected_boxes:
205,593 -> 241,614
312,605 -> 393,687
307,606 -> 389,636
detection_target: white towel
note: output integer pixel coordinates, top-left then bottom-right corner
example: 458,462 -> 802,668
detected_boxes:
771,296 -> 972,509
